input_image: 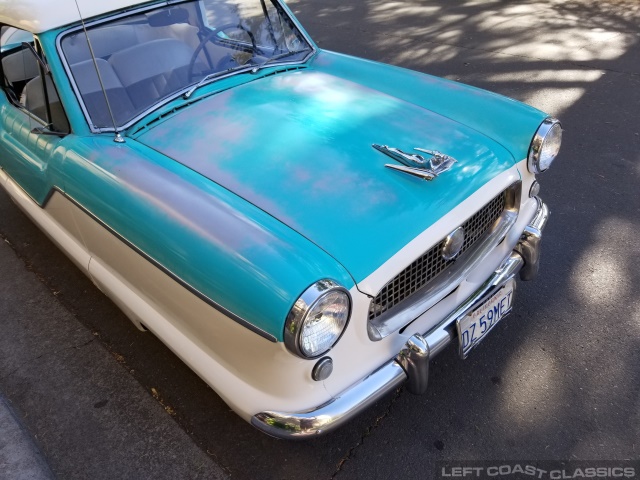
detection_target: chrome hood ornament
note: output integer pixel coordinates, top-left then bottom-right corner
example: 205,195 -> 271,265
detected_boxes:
372,144 -> 457,181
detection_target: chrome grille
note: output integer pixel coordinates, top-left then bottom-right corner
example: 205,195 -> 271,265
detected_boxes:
368,190 -> 507,321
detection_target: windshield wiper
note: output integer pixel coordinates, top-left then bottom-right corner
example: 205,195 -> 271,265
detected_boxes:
249,49 -> 309,73
183,49 -> 310,100
183,66 -> 249,99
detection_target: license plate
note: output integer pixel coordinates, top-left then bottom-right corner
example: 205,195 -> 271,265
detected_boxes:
456,279 -> 515,358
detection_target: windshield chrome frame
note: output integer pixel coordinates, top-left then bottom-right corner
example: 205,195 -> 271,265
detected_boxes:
55,0 -> 317,134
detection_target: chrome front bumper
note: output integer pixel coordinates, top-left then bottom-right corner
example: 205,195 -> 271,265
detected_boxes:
252,198 -> 549,439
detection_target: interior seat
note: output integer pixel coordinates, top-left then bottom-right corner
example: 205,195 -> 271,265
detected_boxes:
2,48 -> 40,85
69,58 -> 135,128
22,75 -> 70,133
63,25 -> 139,65
108,38 -> 206,111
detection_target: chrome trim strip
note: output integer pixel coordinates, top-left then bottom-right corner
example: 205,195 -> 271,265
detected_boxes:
54,0 -> 318,134
1,173 -> 277,343
367,183 -> 521,341
251,199 -> 549,439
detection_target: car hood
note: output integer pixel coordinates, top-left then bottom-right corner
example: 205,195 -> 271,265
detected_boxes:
135,68 -> 518,283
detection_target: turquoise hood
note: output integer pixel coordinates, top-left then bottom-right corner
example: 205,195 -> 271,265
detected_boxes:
136,54 -> 544,283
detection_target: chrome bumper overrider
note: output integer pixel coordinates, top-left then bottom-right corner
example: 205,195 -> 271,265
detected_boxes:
252,198 -> 549,439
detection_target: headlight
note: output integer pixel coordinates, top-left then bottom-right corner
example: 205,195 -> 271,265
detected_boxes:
284,280 -> 351,359
528,117 -> 562,174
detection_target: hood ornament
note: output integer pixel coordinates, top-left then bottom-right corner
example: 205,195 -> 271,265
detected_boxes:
372,144 -> 457,181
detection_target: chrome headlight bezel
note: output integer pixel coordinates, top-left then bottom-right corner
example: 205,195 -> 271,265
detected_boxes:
284,280 -> 352,359
528,117 -> 562,174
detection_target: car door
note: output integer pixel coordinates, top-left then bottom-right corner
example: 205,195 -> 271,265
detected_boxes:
0,26 -> 70,204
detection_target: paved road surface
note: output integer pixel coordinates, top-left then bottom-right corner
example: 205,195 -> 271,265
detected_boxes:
0,1 -> 638,478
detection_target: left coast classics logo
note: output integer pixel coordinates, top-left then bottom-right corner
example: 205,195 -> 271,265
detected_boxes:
436,462 -> 638,479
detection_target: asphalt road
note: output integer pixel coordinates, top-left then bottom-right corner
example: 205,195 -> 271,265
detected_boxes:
1,0 -> 639,479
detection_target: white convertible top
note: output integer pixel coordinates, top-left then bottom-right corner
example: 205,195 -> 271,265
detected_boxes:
0,0 -> 153,33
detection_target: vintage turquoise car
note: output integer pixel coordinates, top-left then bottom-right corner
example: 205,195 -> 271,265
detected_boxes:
0,0 -> 561,438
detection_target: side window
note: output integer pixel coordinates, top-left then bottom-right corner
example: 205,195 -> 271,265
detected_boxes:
1,26 -> 70,134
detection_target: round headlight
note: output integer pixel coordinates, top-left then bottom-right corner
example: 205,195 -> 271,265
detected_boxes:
285,280 -> 351,359
528,117 -> 562,174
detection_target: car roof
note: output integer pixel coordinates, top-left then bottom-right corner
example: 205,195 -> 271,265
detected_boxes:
0,0 -> 154,34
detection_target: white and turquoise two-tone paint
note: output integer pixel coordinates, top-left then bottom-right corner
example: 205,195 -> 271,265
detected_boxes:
0,0 -> 560,436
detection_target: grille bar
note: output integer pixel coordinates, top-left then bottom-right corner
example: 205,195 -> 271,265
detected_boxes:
368,190 -> 508,321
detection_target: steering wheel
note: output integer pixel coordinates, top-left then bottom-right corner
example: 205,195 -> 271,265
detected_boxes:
188,23 -> 259,82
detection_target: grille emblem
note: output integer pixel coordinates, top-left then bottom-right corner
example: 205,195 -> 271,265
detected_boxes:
442,227 -> 465,260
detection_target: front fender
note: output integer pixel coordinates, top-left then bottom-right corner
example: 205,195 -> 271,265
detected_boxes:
55,135 -> 354,340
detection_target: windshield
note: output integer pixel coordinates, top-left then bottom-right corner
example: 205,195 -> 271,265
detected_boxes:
60,0 -> 313,130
